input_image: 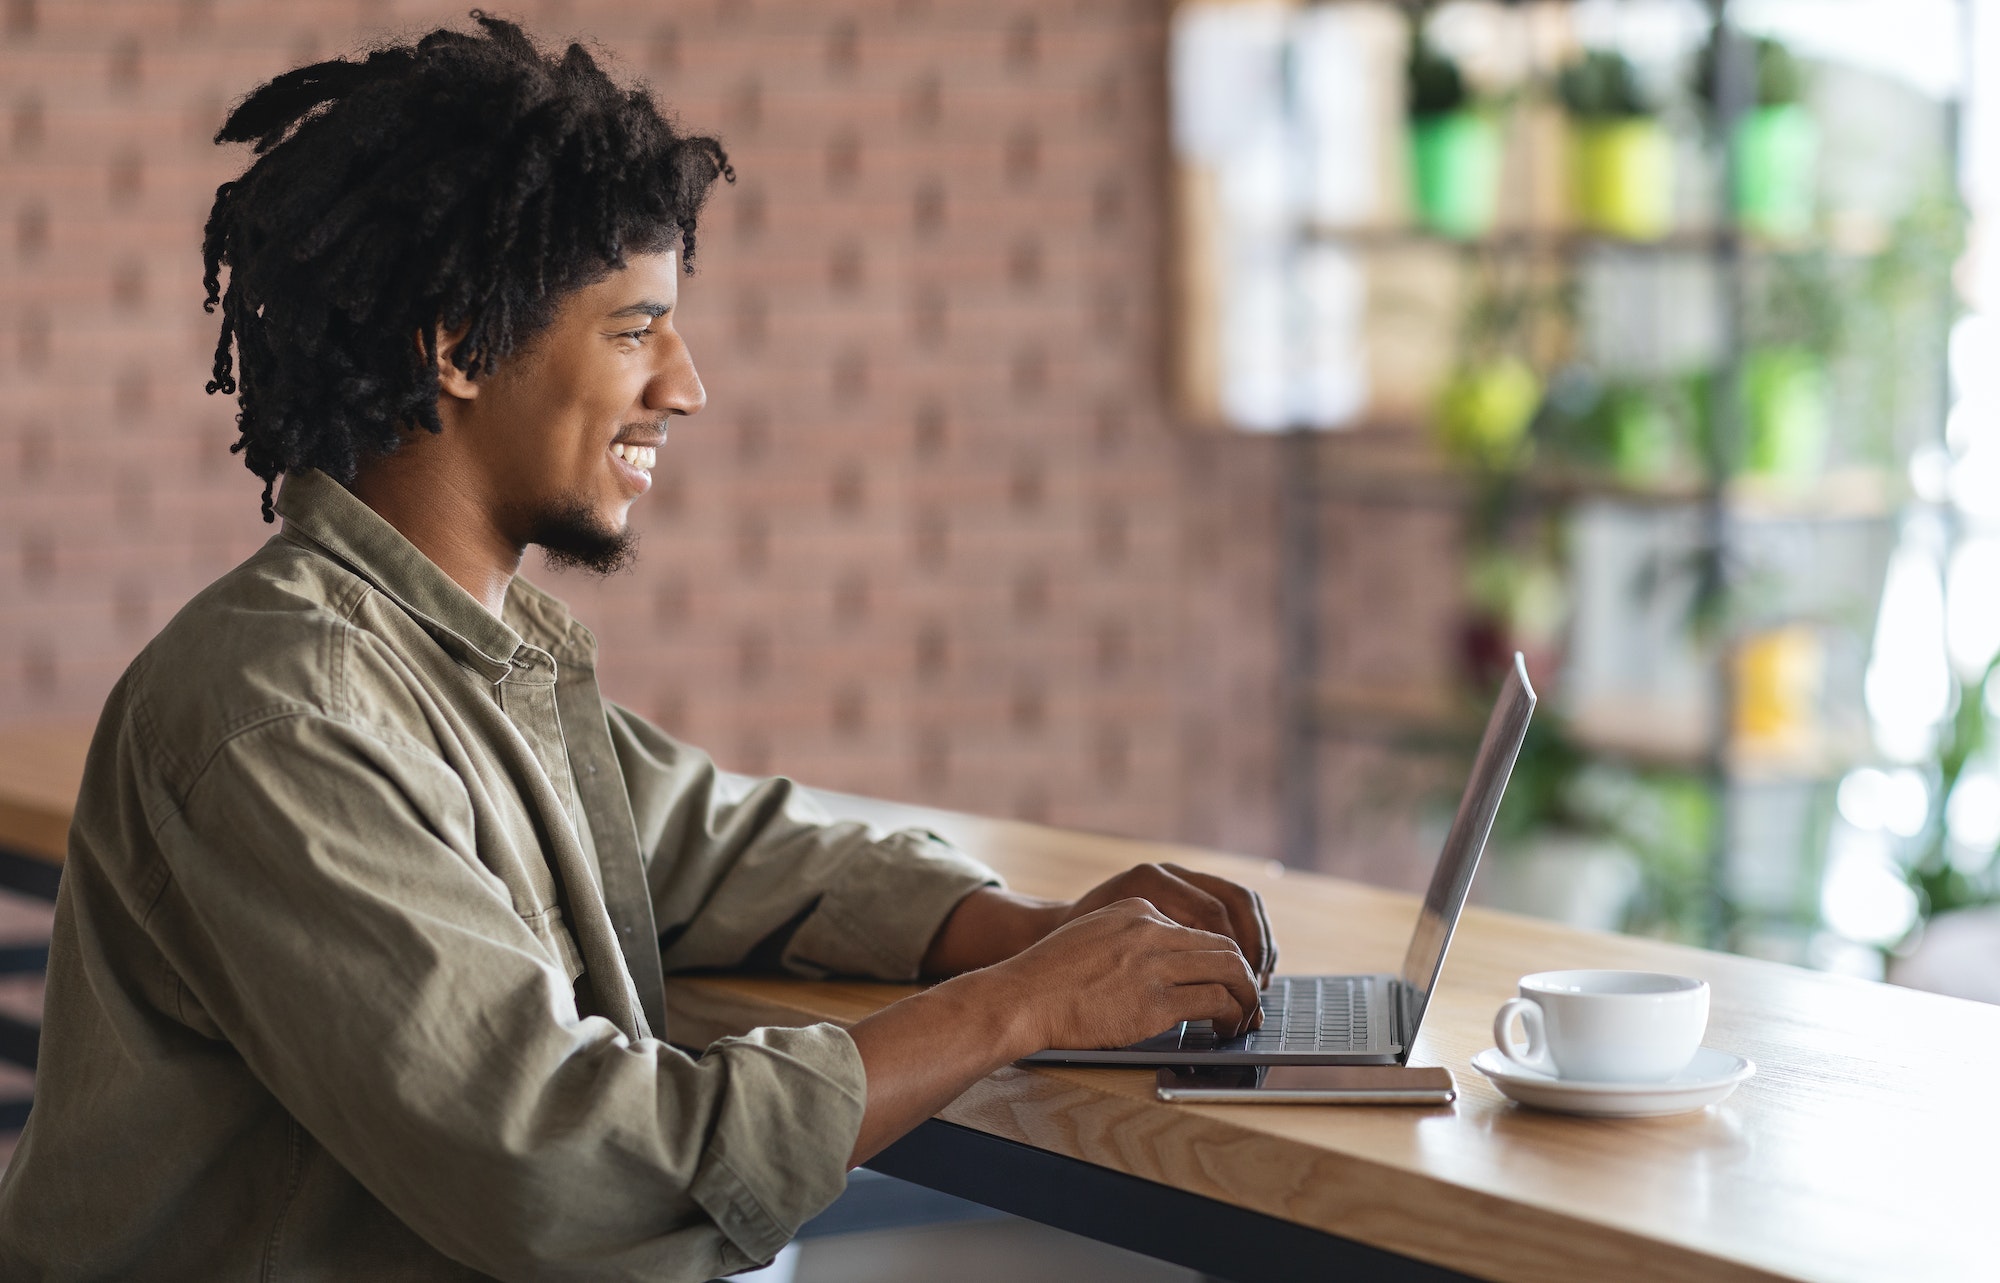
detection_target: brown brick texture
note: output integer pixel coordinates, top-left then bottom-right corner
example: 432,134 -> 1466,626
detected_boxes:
0,0 -> 1464,880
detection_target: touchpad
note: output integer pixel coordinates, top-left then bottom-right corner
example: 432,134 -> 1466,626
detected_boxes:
1127,1020 -> 1247,1053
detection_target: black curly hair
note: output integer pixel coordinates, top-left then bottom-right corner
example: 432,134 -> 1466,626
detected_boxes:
201,10 -> 731,520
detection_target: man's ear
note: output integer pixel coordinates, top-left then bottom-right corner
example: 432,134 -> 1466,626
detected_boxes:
430,323 -> 480,401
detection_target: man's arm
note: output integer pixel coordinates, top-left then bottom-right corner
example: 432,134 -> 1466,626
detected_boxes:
921,866 -> 1279,982
609,705 -> 1001,981
609,705 -> 1278,986
152,713 -> 865,1278
605,705 -> 1279,1166
846,895 -> 1263,1163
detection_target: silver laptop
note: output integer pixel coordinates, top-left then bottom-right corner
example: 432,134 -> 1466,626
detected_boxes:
1023,653 -> 1535,1067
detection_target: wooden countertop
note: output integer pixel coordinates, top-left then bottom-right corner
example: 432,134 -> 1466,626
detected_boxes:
2,724 -> 1990,1281
0,722 -> 90,864
673,790 -> 1999,1283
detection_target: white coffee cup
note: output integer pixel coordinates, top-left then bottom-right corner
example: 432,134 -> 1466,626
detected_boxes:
1492,970 -> 1709,1083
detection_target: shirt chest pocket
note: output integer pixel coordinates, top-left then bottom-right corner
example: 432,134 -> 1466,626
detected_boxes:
518,903 -> 588,985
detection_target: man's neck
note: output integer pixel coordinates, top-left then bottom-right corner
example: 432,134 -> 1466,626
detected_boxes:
349,457 -> 522,618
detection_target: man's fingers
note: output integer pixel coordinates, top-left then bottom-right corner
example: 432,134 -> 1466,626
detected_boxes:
1164,864 -> 1276,981
1080,866 -> 1279,982
1162,949 -> 1262,1035
1167,984 -> 1255,1036
1120,867 -> 1227,933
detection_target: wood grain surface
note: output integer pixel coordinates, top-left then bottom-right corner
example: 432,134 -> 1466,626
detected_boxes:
0,722 -> 90,864
670,788 -> 2000,1283
3,726 -> 1989,1281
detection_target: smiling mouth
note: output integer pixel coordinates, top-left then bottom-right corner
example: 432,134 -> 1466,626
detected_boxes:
611,442 -> 657,472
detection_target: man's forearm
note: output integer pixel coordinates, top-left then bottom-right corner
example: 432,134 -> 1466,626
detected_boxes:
849,892 -> 1265,1167
918,886 -> 1066,976
844,967 -> 1038,1165
849,889 -> 1065,1165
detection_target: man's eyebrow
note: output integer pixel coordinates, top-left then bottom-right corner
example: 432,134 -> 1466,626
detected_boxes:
607,301 -> 670,320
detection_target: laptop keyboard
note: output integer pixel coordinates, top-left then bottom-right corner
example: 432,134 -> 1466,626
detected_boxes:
1180,976 -> 1369,1053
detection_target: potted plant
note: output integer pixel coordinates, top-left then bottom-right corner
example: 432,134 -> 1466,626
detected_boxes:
1696,33 -> 1816,240
1462,547 -> 1568,692
1436,355 -> 1541,470
1740,345 -> 1829,480
1433,272 -> 1547,472
1407,30 -> 1501,239
1558,49 -> 1672,241
1539,366 -> 1702,487
1735,243 -> 1842,485
1476,716 -> 1716,940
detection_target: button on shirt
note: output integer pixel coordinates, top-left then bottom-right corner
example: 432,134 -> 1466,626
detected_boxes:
0,469 -> 1000,1281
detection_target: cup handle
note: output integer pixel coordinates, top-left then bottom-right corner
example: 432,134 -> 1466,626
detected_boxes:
1493,998 -> 1553,1074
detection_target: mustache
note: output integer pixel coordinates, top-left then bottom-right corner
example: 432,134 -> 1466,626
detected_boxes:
612,418 -> 673,444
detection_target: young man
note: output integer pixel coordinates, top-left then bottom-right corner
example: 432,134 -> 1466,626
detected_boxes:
0,16 -> 1274,1281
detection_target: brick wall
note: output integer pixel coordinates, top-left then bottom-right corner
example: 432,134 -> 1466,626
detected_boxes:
0,0 -> 1343,865
4,0 -> 1483,885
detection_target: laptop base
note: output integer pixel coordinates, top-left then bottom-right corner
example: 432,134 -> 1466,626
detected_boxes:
1019,973 -> 1405,1067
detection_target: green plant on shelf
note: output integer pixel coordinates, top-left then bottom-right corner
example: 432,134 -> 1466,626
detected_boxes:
1461,544 -> 1566,686
1727,190 -> 1963,481
1693,30 -> 1817,240
1436,358 -> 1542,472
1536,365 -> 1705,487
1557,49 -> 1657,120
1847,190 -> 1966,468
1406,26 -> 1467,118
1406,24 -> 1501,240
1691,30 -> 1808,113
1734,242 -> 1842,483
1433,267 -> 1565,474
1485,717 -> 1718,944
1558,49 -> 1672,241
1905,653 -> 2000,927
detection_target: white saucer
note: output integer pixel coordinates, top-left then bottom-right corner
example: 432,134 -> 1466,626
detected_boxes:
1470,1046 -> 1756,1118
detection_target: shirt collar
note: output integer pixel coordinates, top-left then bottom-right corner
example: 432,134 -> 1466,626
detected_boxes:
504,576 -> 598,672
275,469 -> 549,684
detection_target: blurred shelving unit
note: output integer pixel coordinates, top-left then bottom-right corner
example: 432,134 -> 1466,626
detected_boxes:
1169,0 -> 1971,965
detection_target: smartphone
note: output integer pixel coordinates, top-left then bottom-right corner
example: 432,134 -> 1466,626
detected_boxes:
1155,1064 -> 1457,1104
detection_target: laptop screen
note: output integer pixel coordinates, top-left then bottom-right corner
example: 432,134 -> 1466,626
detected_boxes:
1396,653 -> 1536,1043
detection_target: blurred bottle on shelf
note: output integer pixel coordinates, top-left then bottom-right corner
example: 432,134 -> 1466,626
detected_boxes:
1734,625 -> 1826,758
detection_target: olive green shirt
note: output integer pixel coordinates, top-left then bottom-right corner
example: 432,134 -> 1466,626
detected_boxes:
0,469 -> 999,1281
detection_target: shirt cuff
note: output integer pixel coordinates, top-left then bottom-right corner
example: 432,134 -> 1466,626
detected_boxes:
689,1022 -> 867,1270
783,829 -> 1002,981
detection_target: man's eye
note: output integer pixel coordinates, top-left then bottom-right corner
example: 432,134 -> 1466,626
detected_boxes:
618,328 -> 652,341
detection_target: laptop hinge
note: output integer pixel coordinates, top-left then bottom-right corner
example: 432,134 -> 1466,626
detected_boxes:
1386,976 -> 1412,1055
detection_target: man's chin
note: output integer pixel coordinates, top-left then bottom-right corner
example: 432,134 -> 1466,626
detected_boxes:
529,501 -> 637,576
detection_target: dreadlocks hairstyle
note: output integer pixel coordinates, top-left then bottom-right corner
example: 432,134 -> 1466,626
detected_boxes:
202,11 -> 732,520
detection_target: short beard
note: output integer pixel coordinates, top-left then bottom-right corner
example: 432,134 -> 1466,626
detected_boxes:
528,496 -> 637,576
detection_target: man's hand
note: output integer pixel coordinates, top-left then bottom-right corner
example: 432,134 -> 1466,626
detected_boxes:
989,897 -> 1264,1049
857,859 -> 1280,1165
1056,862 -> 1277,985
847,895 -> 1264,1164
920,863 -> 1278,985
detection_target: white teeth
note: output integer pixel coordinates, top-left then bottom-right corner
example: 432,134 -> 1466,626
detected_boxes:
613,443 -> 656,471
612,443 -> 628,460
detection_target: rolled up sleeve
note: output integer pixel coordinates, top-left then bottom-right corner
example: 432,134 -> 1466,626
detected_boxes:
155,713 -> 860,1281
606,706 -> 1000,980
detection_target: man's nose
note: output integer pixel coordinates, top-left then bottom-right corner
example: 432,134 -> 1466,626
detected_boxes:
648,334 -> 705,417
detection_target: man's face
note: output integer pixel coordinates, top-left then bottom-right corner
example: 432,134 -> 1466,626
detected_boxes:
454,248 -> 703,572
